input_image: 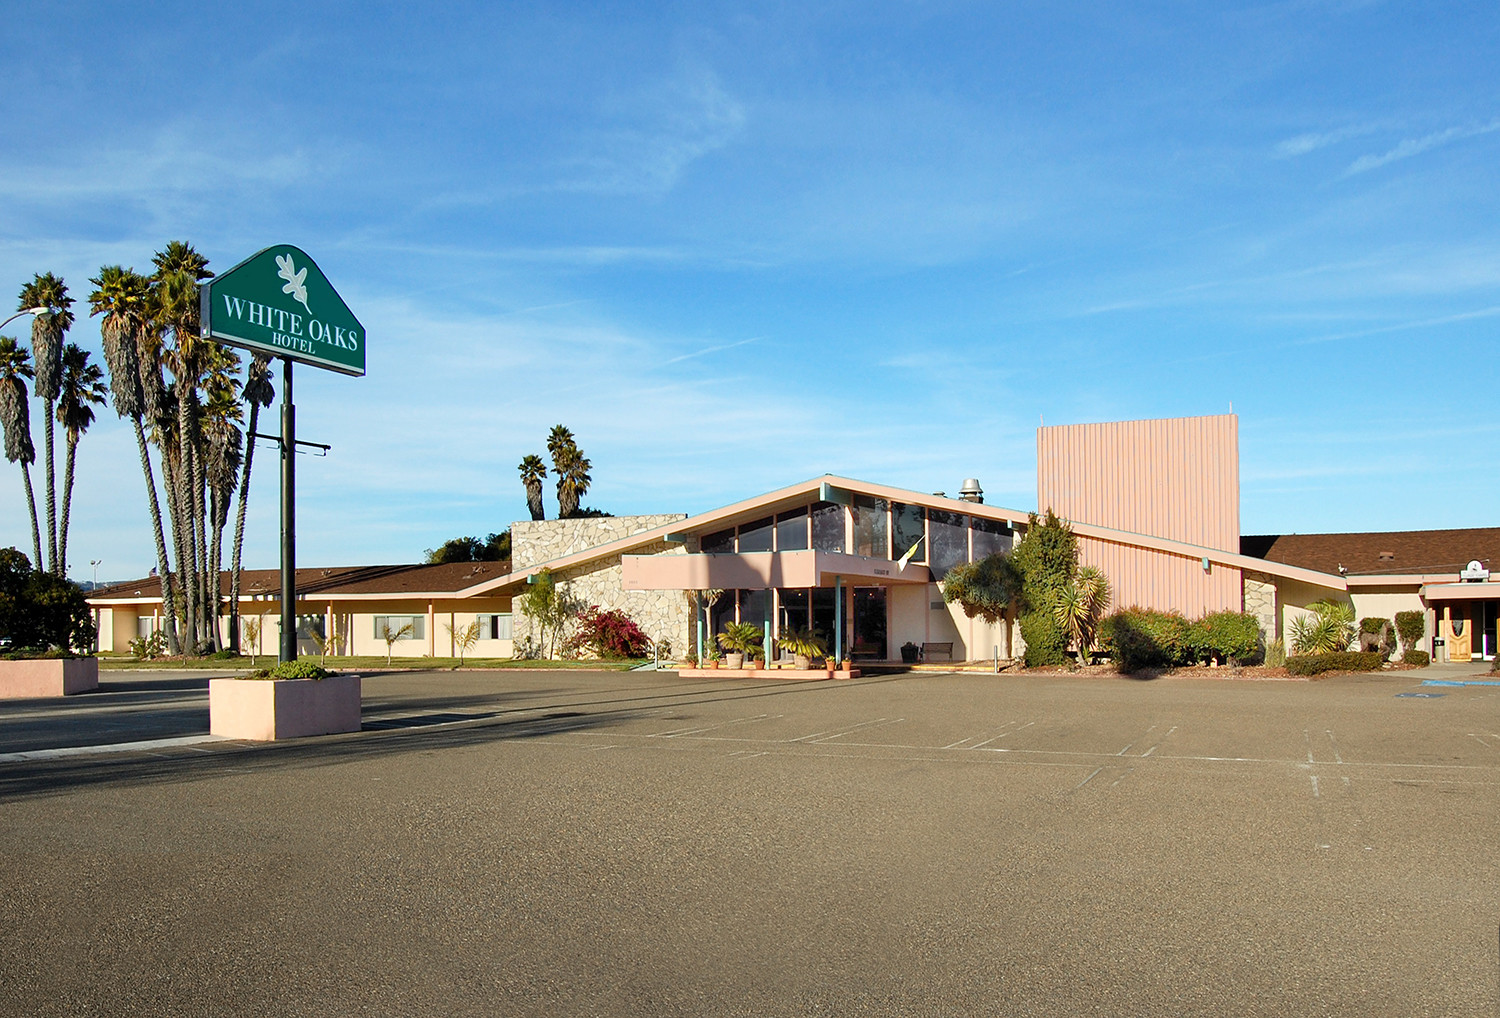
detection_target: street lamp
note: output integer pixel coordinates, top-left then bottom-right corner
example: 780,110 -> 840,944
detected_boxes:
0,306 -> 52,332
90,559 -> 102,589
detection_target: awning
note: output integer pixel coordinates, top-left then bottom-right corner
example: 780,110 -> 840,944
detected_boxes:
622,550 -> 930,591
1421,582 -> 1500,602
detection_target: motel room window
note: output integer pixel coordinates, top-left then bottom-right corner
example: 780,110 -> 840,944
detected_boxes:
892,503 -> 926,564
701,528 -> 735,554
852,495 -> 890,558
740,589 -> 771,631
971,518 -> 1013,561
810,501 -> 845,553
709,593 -> 736,638
374,615 -> 424,640
775,508 -> 809,551
738,516 -> 774,553
295,615 -> 326,640
477,614 -> 512,640
928,509 -> 970,581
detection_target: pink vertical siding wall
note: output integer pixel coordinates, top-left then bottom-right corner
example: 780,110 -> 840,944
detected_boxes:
1038,415 -> 1239,551
1038,415 -> 1242,615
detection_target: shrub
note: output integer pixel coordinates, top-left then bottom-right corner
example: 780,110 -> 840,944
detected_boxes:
0,548 -> 95,656
1265,638 -> 1287,668
1018,611 -> 1067,667
247,661 -> 330,680
566,606 -> 650,659
1394,610 -> 1425,652
1402,650 -> 1430,667
1099,607 -> 1192,670
1359,616 -> 1388,634
1289,600 -> 1355,654
1285,651 -> 1383,677
1191,611 -> 1261,664
129,629 -> 168,660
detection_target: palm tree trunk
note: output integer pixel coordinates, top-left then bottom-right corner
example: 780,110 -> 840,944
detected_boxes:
192,441 -> 211,650
134,419 -> 181,655
209,490 -> 225,653
19,461 -> 42,570
228,402 -> 261,654
42,405 -> 57,574
161,437 -> 194,653
58,433 -> 77,580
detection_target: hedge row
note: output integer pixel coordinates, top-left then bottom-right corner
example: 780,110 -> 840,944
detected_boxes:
1098,608 -> 1261,671
1285,651 -> 1384,676
1402,650 -> 1430,667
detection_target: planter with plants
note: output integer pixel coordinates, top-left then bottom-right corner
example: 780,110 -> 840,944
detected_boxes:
0,550 -> 98,698
716,622 -> 763,670
777,627 -> 829,670
209,660 -> 361,741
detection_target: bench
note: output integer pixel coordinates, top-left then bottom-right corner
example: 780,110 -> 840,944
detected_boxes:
921,642 -> 954,661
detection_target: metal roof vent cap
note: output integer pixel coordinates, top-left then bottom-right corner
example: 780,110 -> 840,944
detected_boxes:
959,478 -> 984,503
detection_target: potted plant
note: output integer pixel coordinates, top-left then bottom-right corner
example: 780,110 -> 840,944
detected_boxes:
681,652 -> 697,671
704,644 -> 721,669
777,627 -> 829,670
716,622 -> 762,670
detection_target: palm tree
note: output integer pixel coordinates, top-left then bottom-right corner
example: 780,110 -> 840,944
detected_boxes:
54,344 -> 107,578
151,241 -> 213,651
554,446 -> 591,519
0,337 -> 41,568
229,353 -> 274,653
201,345 -> 243,651
518,454 -> 547,521
18,273 -> 73,573
89,266 -> 181,654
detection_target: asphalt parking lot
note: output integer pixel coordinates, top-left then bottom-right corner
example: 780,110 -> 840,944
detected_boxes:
1,667 -> 1497,1017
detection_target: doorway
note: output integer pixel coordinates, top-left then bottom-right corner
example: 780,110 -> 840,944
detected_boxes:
851,587 -> 888,661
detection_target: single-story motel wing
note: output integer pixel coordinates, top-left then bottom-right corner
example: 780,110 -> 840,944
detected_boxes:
88,415 -> 1499,664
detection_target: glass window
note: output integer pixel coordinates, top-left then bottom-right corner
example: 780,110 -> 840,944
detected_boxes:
929,510 -> 970,581
777,589 -> 810,659
709,593 -> 736,639
737,516 -> 774,553
740,590 -> 771,652
811,501 -> 845,553
892,503 -> 926,563
701,528 -> 734,554
852,494 -> 890,558
971,517 -> 1014,561
775,509 -> 809,551
477,614 -> 512,640
374,615 -> 423,640
296,615 -> 325,639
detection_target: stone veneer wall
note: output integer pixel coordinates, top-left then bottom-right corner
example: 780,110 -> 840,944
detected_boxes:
1243,571 -> 1278,644
512,515 -> 690,659
512,514 -> 687,570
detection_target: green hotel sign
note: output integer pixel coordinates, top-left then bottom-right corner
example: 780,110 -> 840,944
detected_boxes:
200,245 -> 365,376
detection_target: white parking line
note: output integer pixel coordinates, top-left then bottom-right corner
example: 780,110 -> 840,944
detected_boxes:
1326,729 -> 1344,764
652,713 -> 779,739
970,722 -> 1033,749
0,734 -> 231,764
803,718 -> 907,744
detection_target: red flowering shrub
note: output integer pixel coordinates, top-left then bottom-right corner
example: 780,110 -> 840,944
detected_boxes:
566,606 -> 650,659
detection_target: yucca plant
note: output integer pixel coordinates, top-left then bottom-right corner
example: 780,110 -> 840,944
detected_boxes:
1289,600 -> 1356,654
1052,565 -> 1111,666
716,621 -> 764,656
776,626 -> 828,665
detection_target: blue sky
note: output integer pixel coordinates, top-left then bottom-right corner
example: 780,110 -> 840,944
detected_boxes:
2,1 -> 1497,580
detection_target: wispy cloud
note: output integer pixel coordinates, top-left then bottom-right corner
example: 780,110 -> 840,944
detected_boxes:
660,337 -> 759,366
1344,119 -> 1500,175
1274,122 -> 1382,157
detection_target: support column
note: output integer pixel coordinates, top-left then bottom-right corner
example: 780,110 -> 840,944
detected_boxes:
279,358 -> 296,663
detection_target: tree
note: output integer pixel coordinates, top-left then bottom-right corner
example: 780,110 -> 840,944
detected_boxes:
17,273 -> 73,574
0,546 -> 94,654
425,531 -> 510,564
516,568 -> 577,659
53,344 -> 107,580
228,353 -> 274,653
1011,510 -> 1081,667
445,618 -> 482,666
942,552 -> 1023,624
1052,565 -> 1111,665
546,425 -> 592,519
378,619 -> 414,666
89,265 -> 180,654
0,338 -> 41,570
518,454 -> 547,521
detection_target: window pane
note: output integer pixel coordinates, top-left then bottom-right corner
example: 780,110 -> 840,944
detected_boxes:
971,517 -> 1013,560
701,528 -> 734,554
775,509 -> 809,551
893,503 -> 926,563
737,516 -> 773,553
811,501 -> 845,553
709,592 -> 736,639
852,495 -> 890,558
740,589 -> 770,655
929,509 -> 969,581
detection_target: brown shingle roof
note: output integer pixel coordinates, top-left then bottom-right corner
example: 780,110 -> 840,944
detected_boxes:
1241,529 -> 1500,577
89,560 -> 512,601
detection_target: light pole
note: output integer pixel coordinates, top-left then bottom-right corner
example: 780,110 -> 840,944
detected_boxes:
90,559 -> 102,589
0,306 -> 51,332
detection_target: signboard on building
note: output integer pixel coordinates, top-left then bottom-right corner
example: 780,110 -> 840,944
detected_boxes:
200,245 -> 365,376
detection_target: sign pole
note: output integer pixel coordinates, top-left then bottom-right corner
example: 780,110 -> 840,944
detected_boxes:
280,357 -> 296,663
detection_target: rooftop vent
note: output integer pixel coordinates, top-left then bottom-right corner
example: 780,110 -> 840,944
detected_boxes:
959,478 -> 984,504
1378,551 -> 1395,562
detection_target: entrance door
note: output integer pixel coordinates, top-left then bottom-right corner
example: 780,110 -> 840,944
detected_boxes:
851,587 -> 888,661
1481,601 -> 1498,660
1446,604 -> 1472,661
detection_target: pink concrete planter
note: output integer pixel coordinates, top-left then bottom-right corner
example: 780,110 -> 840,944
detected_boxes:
676,667 -> 859,681
210,674 -> 362,741
0,658 -> 99,698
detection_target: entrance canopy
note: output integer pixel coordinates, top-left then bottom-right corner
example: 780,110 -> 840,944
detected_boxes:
622,550 -> 930,591
1421,582 -> 1500,602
